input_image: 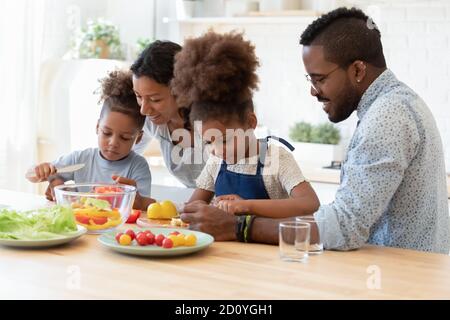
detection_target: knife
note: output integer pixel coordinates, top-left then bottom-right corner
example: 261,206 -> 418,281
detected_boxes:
26,163 -> 85,179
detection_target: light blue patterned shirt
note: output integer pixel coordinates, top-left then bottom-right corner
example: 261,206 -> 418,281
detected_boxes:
314,69 -> 450,254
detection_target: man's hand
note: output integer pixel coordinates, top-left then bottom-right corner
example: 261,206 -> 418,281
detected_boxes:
181,202 -> 237,241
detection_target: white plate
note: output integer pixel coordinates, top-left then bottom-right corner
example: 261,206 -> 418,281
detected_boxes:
98,227 -> 214,257
0,225 -> 87,248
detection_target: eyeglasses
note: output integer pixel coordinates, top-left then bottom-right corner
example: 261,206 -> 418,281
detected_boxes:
305,66 -> 341,93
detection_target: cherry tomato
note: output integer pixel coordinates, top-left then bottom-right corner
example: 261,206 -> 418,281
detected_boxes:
162,238 -> 174,249
144,230 -> 154,237
126,209 -> 141,224
136,233 -> 148,246
125,229 -> 136,240
145,232 -> 155,245
119,234 -> 132,246
92,216 -> 108,225
115,232 -> 124,243
155,234 -> 165,246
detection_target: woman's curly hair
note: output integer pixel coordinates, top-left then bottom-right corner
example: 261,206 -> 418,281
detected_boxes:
171,31 -> 260,124
98,70 -> 145,128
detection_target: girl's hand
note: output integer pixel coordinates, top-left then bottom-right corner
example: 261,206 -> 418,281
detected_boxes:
27,162 -> 57,182
215,199 -> 251,215
111,175 -> 155,210
212,194 -> 243,206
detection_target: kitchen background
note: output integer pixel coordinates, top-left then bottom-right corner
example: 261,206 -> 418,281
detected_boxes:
0,0 -> 449,197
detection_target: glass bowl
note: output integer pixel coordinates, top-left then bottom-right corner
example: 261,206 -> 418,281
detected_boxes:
54,183 -> 136,234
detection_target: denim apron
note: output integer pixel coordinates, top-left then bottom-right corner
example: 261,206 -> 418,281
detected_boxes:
214,136 -> 295,199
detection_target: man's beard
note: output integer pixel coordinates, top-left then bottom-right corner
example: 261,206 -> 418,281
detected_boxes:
328,83 -> 361,123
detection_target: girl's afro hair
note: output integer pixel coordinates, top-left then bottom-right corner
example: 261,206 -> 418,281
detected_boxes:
171,31 -> 259,108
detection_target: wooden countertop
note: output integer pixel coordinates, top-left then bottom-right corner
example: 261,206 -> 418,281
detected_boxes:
1,190 -> 450,299
1,234 -> 450,299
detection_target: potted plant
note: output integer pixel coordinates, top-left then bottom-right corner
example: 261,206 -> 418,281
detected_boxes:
136,38 -> 153,54
72,18 -> 124,60
289,122 -> 343,167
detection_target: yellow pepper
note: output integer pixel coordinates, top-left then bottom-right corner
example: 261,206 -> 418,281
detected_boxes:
73,208 -> 120,219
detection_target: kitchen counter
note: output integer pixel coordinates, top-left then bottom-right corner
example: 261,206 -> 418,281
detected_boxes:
1,189 -> 450,299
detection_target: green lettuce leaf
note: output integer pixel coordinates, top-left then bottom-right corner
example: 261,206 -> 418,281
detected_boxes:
0,205 -> 78,240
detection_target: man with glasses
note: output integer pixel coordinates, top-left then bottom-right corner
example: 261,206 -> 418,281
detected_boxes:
181,7 -> 450,253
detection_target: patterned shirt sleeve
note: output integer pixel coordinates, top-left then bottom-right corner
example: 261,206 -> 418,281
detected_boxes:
315,102 -> 420,250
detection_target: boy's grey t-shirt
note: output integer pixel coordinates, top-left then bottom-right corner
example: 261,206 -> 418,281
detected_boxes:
51,148 -> 152,197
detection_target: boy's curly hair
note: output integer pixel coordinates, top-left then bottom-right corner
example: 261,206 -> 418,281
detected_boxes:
171,31 -> 260,124
98,70 -> 145,129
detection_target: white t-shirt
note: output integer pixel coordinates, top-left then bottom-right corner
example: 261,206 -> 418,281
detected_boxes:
196,144 -> 306,199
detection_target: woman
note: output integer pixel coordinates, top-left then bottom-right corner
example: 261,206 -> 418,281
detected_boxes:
130,40 -> 206,188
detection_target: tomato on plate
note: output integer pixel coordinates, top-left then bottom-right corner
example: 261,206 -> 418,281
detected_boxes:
155,234 -> 165,246
125,229 -> 136,240
136,232 -> 148,246
162,238 -> 173,249
115,232 -> 124,243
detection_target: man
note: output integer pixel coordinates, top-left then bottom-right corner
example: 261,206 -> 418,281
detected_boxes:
181,7 -> 450,253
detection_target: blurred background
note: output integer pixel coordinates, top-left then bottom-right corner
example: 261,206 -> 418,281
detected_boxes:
0,0 -> 449,196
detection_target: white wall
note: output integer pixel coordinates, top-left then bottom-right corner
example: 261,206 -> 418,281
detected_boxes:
40,0 -> 450,172
42,0 -> 155,61
177,0 -> 450,171
365,1 -> 450,171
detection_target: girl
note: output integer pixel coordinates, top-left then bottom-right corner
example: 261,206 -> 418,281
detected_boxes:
171,31 -> 320,218
27,70 -> 153,209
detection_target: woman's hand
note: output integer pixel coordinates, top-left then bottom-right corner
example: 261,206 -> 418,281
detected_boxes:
112,175 -> 155,210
